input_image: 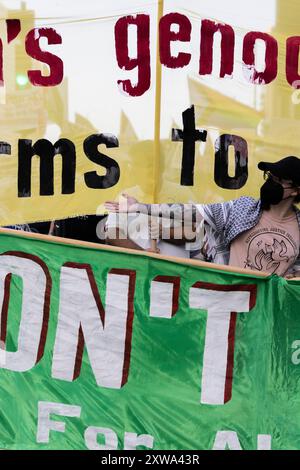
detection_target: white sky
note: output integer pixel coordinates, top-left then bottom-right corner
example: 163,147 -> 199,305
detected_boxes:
0,0 -> 276,139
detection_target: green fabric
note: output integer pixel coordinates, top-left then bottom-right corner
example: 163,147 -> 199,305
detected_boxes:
0,231 -> 299,450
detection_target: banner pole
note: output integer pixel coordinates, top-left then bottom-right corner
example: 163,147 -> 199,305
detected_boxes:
153,0 -> 164,205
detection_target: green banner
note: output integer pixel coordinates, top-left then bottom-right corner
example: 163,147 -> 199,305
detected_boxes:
0,229 -> 299,450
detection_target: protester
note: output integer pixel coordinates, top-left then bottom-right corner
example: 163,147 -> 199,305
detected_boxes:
104,156 -> 300,278
4,221 -> 51,234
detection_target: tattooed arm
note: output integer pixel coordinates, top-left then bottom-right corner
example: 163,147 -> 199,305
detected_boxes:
104,193 -> 199,221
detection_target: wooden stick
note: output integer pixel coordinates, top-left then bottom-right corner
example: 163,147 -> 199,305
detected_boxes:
153,0 -> 164,204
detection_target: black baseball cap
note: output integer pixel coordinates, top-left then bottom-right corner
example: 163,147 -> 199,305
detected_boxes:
258,156 -> 300,186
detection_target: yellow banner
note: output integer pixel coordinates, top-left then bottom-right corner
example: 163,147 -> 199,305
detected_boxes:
0,0 -> 298,225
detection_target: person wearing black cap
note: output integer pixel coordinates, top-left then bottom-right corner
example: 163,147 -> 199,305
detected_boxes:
105,156 -> 300,278
228,157 -> 300,276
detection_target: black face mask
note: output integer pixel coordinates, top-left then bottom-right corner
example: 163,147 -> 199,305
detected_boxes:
260,178 -> 284,206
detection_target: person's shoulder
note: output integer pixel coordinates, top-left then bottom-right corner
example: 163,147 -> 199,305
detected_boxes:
232,196 -> 259,208
230,197 -> 261,219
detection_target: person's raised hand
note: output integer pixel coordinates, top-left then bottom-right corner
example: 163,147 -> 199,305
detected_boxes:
104,193 -> 139,213
149,216 -> 161,240
145,246 -> 160,254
